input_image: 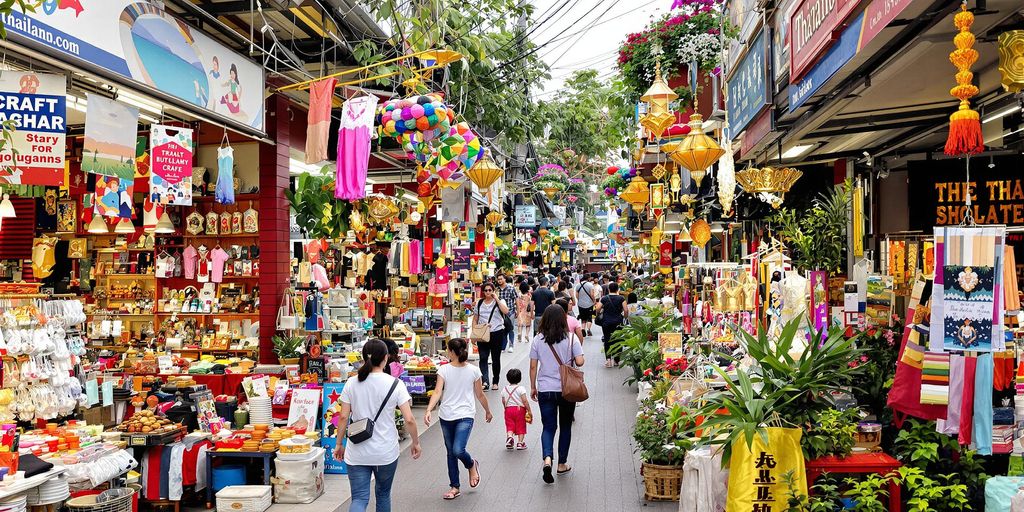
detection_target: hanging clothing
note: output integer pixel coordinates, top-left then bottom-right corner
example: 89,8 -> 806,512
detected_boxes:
305,77 -> 337,164
304,292 -> 322,331
972,353 -> 994,455
215,146 -> 235,204
409,240 -> 422,275
335,95 -> 378,200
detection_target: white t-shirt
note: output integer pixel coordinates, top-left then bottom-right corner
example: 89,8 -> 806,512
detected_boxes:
437,363 -> 482,421
501,384 -> 528,408
338,372 -> 411,466
476,299 -> 505,333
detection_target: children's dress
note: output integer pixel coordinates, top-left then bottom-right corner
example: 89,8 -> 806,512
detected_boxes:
215,146 -> 235,204
305,78 -> 337,164
335,95 -> 378,200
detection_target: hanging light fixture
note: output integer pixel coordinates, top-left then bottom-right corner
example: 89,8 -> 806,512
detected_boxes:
466,156 -> 503,191
154,211 -> 175,234
998,30 -> 1024,93
639,62 -> 678,138
668,113 -> 725,187
689,219 -> 711,248
87,215 -> 110,234
114,217 -> 136,234
619,176 -> 651,213
735,166 -> 803,207
0,194 -> 15,218
486,210 -> 504,225
717,139 -> 736,215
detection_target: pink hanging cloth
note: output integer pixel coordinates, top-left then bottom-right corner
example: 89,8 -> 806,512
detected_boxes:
305,78 -> 337,164
335,95 -> 379,200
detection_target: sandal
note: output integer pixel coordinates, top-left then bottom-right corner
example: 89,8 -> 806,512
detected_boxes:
490,384 -> 499,391
516,442 -> 527,450
542,464 -> 554,484
557,465 -> 573,475
443,490 -> 461,500
469,460 -> 481,488
506,437 -> 514,450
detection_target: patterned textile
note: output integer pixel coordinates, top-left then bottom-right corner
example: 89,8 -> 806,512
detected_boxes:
921,352 -> 951,405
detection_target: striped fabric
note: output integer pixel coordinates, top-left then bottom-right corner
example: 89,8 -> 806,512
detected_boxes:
921,352 -> 951,405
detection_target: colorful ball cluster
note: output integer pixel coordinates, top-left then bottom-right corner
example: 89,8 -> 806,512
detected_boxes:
377,94 -> 455,144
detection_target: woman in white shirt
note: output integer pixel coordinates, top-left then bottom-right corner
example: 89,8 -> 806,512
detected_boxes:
424,338 -> 493,500
475,283 -> 510,390
333,339 -> 422,512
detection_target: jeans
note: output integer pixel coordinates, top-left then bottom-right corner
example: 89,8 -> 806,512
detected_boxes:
602,321 -> 623,363
478,330 -> 504,386
347,460 -> 399,512
538,391 -> 576,465
439,418 -> 475,488
505,323 -> 515,350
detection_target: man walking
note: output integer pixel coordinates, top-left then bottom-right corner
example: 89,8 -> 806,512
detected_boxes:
575,273 -> 598,337
496,274 -> 518,352
531,276 -> 555,334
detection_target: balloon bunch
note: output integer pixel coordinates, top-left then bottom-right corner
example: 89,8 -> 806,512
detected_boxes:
602,166 -> 635,197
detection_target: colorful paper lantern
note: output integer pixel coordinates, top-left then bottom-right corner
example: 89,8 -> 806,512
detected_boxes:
944,4 -> 984,156
465,156 -> 503,191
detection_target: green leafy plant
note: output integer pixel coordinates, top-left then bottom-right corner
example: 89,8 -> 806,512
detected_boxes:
608,309 -> 680,385
842,468 -> 968,512
782,471 -> 844,512
768,180 -> 853,273
633,399 -> 693,466
844,472 -> 892,512
848,323 -> 901,426
495,244 -> 518,273
890,419 -> 987,508
802,408 -> 859,460
271,335 -> 304,360
284,170 -> 351,240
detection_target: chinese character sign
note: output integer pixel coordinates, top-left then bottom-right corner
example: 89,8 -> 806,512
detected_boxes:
726,427 -> 807,512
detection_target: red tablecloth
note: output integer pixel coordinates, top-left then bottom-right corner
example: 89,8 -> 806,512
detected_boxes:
806,453 -> 902,511
120,373 -> 252,398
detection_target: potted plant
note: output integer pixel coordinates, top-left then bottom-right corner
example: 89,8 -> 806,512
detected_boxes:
634,398 -> 693,501
535,163 -> 569,199
608,309 -> 680,386
272,335 -> 304,365
284,169 -> 352,240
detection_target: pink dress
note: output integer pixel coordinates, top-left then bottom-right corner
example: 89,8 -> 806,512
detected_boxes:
305,78 -> 336,164
335,95 -> 378,200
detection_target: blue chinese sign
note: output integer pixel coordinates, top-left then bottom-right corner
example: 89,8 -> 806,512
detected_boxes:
727,30 -> 769,138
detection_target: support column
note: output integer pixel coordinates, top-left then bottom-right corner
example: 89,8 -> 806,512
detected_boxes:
259,94 -> 292,363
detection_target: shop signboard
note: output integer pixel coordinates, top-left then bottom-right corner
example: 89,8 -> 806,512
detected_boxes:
287,387 -> 321,432
726,0 -> 760,73
321,382 -> 347,474
515,205 -> 536,227
788,0 -> 862,83
772,0 -> 798,83
789,0 -> 914,111
0,72 -> 65,186
907,156 -> 1024,230
726,30 -> 769,137
1,1 -> 265,132
739,107 -> 773,158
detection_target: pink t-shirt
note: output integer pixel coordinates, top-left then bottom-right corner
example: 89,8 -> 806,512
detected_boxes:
209,248 -> 230,283
567,315 -> 581,334
183,246 -> 198,279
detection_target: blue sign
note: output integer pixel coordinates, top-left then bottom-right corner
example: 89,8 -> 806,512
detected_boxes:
321,382 -> 347,474
789,12 -> 865,111
727,30 -> 769,137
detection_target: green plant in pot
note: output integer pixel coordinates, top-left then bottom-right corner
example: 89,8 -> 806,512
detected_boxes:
272,335 -> 304,364
284,169 -> 352,240
608,309 -> 680,386
802,408 -> 859,460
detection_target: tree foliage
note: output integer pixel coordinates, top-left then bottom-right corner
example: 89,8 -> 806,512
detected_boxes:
536,70 -> 632,162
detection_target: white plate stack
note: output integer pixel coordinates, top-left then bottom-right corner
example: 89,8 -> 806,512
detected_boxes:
248,397 -> 272,425
27,475 -> 70,506
0,493 -> 27,512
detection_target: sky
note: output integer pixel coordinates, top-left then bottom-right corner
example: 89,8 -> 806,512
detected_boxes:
528,0 -> 672,98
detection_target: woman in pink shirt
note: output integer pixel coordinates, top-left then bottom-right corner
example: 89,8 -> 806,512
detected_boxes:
554,299 -> 584,345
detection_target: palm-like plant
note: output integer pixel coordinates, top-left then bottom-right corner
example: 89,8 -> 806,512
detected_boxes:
608,308 -> 680,385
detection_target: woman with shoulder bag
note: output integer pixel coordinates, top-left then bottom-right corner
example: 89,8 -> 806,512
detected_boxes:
333,339 -> 422,512
474,283 -> 509,391
529,305 -> 585,484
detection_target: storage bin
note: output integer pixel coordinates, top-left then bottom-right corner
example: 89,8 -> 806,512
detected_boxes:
216,485 -> 272,512
212,465 -> 246,493
273,447 -> 324,504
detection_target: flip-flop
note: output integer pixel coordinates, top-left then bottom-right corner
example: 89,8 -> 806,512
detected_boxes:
470,460 -> 481,488
542,464 -> 554,484
443,490 -> 461,500
557,465 -> 573,475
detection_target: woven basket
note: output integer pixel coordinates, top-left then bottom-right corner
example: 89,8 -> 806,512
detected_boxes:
641,462 -> 683,501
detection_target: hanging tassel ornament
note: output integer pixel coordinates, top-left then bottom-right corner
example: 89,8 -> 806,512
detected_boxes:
944,3 -> 985,156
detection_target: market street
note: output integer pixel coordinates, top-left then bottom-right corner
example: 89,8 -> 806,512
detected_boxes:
336,330 -> 676,512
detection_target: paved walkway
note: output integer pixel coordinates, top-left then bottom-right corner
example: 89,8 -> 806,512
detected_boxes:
333,330 -> 678,512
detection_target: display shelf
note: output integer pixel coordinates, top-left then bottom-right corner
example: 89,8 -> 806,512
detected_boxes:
99,274 -> 157,279
86,312 -> 155,317
174,348 -> 258,354
183,234 -> 259,239
155,312 -> 258,317
189,194 -> 260,203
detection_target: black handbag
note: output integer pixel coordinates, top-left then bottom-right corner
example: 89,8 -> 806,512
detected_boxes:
347,379 -> 399,444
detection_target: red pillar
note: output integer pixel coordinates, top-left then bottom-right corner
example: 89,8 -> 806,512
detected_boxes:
258,94 -> 292,363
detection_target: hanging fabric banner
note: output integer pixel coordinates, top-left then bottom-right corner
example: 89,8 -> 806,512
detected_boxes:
93,174 -> 134,218
0,71 -> 66,186
150,125 -> 194,206
83,94 -> 138,179
930,225 -> 1006,352
726,427 -> 807,512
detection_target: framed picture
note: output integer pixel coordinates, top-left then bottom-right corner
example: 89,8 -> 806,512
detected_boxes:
57,200 -> 76,232
650,183 -> 667,209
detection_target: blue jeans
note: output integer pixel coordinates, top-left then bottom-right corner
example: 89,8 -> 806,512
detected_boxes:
538,391 -> 576,465
347,460 -> 399,512
505,323 -> 514,350
439,418 -> 475,488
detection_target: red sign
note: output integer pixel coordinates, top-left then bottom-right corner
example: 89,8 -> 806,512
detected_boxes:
740,108 -> 773,159
789,0 -> 862,83
659,241 -> 672,268
860,0 -> 915,47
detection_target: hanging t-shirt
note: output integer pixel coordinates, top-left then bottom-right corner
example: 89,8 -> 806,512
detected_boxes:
196,249 -> 211,283
182,246 -> 198,279
335,95 -> 379,200
368,252 -> 388,290
209,248 -> 230,283
305,77 -> 337,164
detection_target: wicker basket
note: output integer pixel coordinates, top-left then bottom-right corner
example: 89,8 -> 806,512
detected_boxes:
66,488 -> 135,512
640,462 -> 683,501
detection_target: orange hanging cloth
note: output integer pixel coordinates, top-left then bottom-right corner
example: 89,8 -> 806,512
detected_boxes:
944,3 -> 985,156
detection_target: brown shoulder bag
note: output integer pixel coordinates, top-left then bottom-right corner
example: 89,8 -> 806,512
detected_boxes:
548,336 -> 589,402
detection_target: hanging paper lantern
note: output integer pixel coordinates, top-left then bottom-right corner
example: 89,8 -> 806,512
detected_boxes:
717,139 -> 736,215
690,219 -> 711,248
378,94 -> 453,145
944,4 -> 984,156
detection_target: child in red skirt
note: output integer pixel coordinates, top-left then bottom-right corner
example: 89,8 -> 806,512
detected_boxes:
501,369 -> 531,450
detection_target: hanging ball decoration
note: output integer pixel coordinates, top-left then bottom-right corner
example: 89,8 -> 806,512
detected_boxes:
606,166 -> 618,175
690,219 -> 712,248
377,94 -> 453,146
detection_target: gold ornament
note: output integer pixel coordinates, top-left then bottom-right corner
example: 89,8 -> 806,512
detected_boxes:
998,30 -> 1024,93
486,210 -> 505,225
542,186 -> 560,199
619,176 -> 650,212
639,62 -> 678,138
465,156 -> 503,190
689,219 -> 711,248
367,196 -> 400,224
650,163 -> 668,181
735,166 -> 803,205
668,113 -> 725,187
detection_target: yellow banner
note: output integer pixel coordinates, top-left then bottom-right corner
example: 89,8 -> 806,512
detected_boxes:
726,427 -> 807,512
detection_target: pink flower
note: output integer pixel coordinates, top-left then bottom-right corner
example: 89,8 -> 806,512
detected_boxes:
860,355 -> 869,362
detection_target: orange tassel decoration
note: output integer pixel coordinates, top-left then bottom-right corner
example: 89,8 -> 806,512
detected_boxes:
945,3 -> 984,156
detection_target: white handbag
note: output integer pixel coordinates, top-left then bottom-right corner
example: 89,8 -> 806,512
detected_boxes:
277,290 -> 298,330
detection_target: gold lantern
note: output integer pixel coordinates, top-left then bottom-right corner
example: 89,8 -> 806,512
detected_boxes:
689,219 -> 711,248
735,166 -> 803,207
668,113 -> 725,187
466,156 -> 503,190
650,223 -> 663,248
486,210 -> 505,225
619,175 -> 650,213
639,62 -> 678,138
998,30 -> 1024,93
542,186 -> 560,199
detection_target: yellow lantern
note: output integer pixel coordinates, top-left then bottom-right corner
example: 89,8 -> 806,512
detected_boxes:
465,156 -> 503,190
998,30 -> 1024,93
669,113 -> 725,187
639,62 -> 678,138
689,219 -> 711,248
650,224 -> 663,248
619,176 -> 650,213
542,186 -> 560,199
486,210 -> 504,225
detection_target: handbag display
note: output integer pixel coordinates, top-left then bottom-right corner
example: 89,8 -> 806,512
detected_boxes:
548,336 -> 589,402
347,379 -> 399,444
277,290 -> 298,330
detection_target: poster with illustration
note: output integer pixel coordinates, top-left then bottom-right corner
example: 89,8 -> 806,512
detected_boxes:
0,71 -> 66,185
93,174 -> 134,218
322,382 -> 347,474
150,125 -> 194,205
287,387 -> 321,432
83,94 -> 138,179
929,225 -> 1006,353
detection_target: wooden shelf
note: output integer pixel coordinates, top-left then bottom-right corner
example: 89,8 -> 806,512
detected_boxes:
99,274 -> 156,279
155,312 -> 258,317
183,234 -> 259,238
174,348 -> 258,353
87,312 -> 154,317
